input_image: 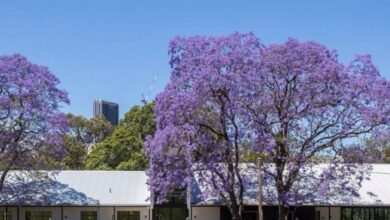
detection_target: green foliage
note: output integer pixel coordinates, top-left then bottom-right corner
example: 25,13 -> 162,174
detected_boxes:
383,147 -> 390,163
62,136 -> 87,169
240,143 -> 270,163
377,140 -> 390,163
67,114 -> 114,144
116,150 -> 148,170
85,103 -> 155,170
364,138 -> 390,163
62,114 -> 114,169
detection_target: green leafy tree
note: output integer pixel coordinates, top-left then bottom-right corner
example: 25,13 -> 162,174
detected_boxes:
61,136 -> 87,169
85,103 -> 155,170
360,138 -> 390,163
62,114 -> 114,169
383,147 -> 390,163
374,141 -> 390,163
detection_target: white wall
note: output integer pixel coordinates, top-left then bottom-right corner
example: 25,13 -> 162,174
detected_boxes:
316,207 -> 329,220
330,207 -> 340,220
192,207 -> 220,220
0,207 -> 149,220
315,207 -> 340,220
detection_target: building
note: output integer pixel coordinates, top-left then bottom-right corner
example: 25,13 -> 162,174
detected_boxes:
1,164 -> 390,220
93,100 -> 119,125
0,171 -> 150,220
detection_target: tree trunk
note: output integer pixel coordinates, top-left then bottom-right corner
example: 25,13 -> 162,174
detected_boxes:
257,158 -> 263,220
231,212 -> 242,220
278,204 -> 288,220
229,203 -> 243,220
0,169 -> 9,192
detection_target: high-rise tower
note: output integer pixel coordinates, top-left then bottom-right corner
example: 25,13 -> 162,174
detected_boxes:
93,99 -> 119,125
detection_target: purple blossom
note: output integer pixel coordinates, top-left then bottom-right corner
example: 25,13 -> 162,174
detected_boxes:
146,33 -> 390,220
0,54 -> 69,192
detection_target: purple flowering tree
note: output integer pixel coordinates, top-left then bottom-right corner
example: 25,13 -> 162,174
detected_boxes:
0,54 -> 69,192
146,33 -> 390,220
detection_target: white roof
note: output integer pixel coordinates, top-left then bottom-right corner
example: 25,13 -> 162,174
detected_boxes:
1,171 -> 150,206
358,164 -> 390,205
191,164 -> 390,206
2,164 -> 390,207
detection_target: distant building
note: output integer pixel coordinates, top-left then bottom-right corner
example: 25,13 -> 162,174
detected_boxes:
93,99 -> 119,125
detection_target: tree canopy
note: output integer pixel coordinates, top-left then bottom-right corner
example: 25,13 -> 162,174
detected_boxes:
0,54 -> 69,191
146,33 -> 390,220
85,103 -> 155,170
61,114 -> 114,169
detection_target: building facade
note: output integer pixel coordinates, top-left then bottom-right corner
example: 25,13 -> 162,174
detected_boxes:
1,165 -> 390,220
93,100 -> 119,126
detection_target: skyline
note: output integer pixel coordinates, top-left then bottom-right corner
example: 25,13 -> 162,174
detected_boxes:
1,0 -> 390,118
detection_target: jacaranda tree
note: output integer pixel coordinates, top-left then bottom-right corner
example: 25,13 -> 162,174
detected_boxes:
146,33 -> 390,220
0,54 -> 69,192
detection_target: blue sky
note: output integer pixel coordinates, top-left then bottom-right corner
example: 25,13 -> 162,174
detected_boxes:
1,0 -> 389,118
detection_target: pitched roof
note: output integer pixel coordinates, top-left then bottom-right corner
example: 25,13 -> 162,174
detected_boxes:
2,164 -> 390,207
191,164 -> 390,206
0,170 -> 149,206
357,164 -> 390,205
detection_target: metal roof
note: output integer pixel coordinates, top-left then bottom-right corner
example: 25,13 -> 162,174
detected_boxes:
0,171 -> 150,206
1,164 -> 390,207
191,164 -> 390,206
357,164 -> 390,205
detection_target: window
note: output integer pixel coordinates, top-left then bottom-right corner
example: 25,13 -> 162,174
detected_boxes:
242,211 -> 257,220
0,211 -> 12,220
153,208 -> 188,220
342,208 -> 390,220
117,211 -> 140,220
155,209 -> 169,220
152,189 -> 188,220
387,209 -> 390,220
166,191 -> 186,205
170,208 -> 187,220
370,208 -> 375,220
344,208 -> 352,220
25,212 -> 51,220
81,211 -> 97,220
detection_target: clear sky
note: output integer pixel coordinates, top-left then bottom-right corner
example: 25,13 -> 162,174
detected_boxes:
1,0 -> 389,118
